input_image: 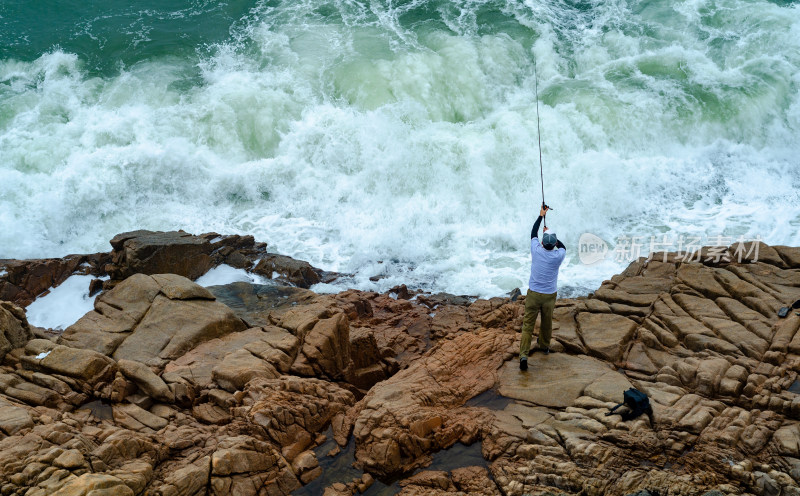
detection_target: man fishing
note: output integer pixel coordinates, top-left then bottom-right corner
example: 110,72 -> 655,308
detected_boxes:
519,204 -> 566,371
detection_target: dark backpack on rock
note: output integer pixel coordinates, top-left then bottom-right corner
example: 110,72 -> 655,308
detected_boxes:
606,388 -> 654,422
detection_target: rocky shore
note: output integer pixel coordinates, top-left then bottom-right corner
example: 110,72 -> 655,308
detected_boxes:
1,231 -> 800,495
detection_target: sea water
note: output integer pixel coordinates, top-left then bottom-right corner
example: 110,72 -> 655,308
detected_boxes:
2,0 -> 799,298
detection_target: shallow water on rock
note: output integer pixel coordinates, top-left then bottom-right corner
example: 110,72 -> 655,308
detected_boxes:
77,400 -> 113,420
465,388 -> 514,410
291,431 -> 393,496
423,441 -> 488,473
207,281 -> 313,328
294,429 -> 489,495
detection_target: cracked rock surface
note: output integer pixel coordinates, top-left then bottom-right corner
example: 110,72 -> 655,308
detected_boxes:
1,234 -> 799,496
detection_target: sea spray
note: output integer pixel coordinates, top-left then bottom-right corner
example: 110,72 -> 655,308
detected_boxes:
1,0 -> 798,297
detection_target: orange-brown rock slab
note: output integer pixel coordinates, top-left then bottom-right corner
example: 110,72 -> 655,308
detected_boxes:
576,313 -> 638,363
154,456 -> 210,496
51,473 -> 134,496
0,254 -> 108,307
498,353 -> 628,408
59,273 -> 247,369
346,327 -> 515,477
451,466 -> 501,494
237,376 -> 355,459
0,301 -> 33,361
108,230 -> 213,281
291,312 -> 352,380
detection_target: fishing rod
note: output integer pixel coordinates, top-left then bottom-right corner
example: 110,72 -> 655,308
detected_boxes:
532,53 -> 552,227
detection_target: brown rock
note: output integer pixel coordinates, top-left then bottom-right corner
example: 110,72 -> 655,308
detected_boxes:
593,288 -> 659,307
51,473 -> 134,496
212,445 -> 275,476
499,353 -> 624,408
685,333 -> 741,355
113,294 -> 246,367
21,339 -> 117,388
348,327 -> 515,477
774,315 -> 800,353
164,326 -> 298,389
348,327 -> 383,370
348,363 -> 386,390
576,312 -> 638,363
114,402 -> 169,431
451,466 -> 501,495
291,450 -> 321,484
59,273 -> 247,367
355,473 -> 375,493
193,403 -> 231,425
399,470 -> 453,490
614,274 -> 673,294
704,317 -> 769,359
53,449 -> 86,470
60,273 -> 163,354
212,349 -> 280,392
773,245 -> 800,268
469,297 -> 521,329
253,253 -> 323,288
6,235 -> 800,496
117,359 -> 174,403
0,254 -> 108,307
241,376 -> 355,449
158,456 -> 211,496
730,241 -> 786,267
150,273 -> 215,300
624,342 -> 659,375
276,307 -> 329,347
0,301 -> 33,361
108,230 -> 213,281
0,403 -> 34,435
292,312 -> 352,380
0,372 -> 62,407
773,423 -> 800,457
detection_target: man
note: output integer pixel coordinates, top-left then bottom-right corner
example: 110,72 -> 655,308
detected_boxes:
520,204 -> 566,371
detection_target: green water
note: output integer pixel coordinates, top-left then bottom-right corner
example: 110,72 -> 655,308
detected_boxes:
1,0 -> 799,298
1,0 -> 253,74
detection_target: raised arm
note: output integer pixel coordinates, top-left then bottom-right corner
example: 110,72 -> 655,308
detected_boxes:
531,215 -> 543,239
556,239 -> 566,250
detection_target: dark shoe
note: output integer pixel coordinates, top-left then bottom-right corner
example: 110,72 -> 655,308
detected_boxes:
534,346 -> 550,354
779,307 -> 791,318
519,358 -> 528,371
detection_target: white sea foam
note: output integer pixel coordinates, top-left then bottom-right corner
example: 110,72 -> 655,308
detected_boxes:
195,264 -> 270,287
25,274 -> 98,330
309,282 -> 344,295
1,0 -> 798,298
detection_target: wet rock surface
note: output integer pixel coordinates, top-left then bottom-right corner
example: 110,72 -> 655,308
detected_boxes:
0,230 -> 339,312
0,254 -> 109,307
0,234 -> 800,495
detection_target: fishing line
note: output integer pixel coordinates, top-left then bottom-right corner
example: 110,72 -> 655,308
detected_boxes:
533,52 -> 549,227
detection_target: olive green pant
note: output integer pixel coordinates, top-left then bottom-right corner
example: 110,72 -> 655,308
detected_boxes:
519,289 -> 557,359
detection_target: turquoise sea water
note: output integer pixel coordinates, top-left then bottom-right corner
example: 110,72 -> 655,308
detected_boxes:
1,0 -> 799,296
